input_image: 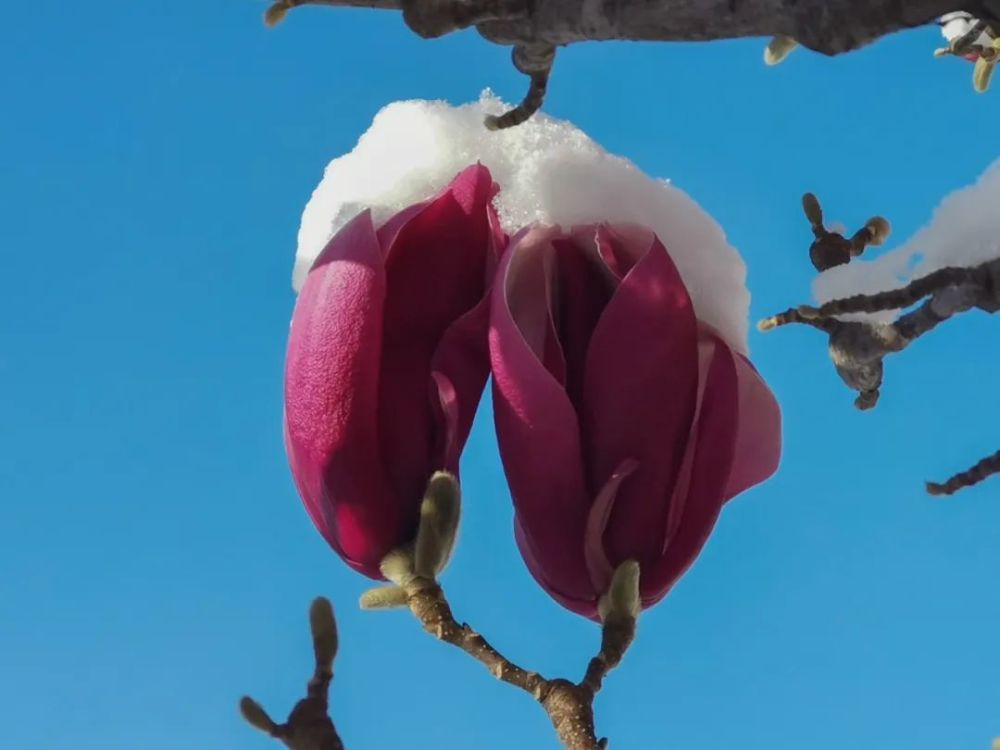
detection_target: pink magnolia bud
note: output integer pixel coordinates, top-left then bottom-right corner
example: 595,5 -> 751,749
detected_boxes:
490,223 -> 781,618
285,165 -> 506,578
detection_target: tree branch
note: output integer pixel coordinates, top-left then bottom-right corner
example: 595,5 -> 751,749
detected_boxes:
264,0 -> 1000,127
269,0 -> 998,51
240,598 -> 345,750
926,448 -> 1000,496
760,256 -> 1000,492
353,474 -> 639,749
391,572 -> 635,749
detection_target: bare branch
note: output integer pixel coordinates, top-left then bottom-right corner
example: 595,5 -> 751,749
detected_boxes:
240,598 -> 345,750
484,45 -> 556,130
395,573 -> 624,750
926,449 -> 1000,496
362,476 -> 638,750
760,208 -> 1000,493
263,0 -> 1000,126
796,193 -> 892,272
580,616 -> 636,699
266,0 -> 999,50
799,262 -> 996,319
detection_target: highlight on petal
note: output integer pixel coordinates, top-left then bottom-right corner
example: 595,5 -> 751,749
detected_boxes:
285,165 -> 504,580
284,210 -> 399,575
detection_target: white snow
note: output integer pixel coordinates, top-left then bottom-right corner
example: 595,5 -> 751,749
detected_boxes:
294,93 -> 751,353
812,158 -> 1000,322
939,12 -> 996,48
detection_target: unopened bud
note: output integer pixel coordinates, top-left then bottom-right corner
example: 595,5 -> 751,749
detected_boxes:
413,471 -> 461,578
598,560 -> 640,622
359,585 -> 410,609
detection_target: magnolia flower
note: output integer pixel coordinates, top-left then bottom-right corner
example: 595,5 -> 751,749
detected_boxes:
490,223 -> 781,618
284,165 -> 506,578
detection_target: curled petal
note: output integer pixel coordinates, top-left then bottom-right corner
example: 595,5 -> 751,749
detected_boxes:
491,227 -> 593,603
642,332 -> 740,607
376,164 -> 499,518
724,354 -> 782,501
583,228 -> 700,571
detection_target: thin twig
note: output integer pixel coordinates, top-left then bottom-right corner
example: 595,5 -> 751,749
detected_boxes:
800,265 -> 984,318
484,45 -> 556,130
404,577 -> 547,694
398,575 -> 635,750
580,616 -> 637,698
926,449 -> 1000,496
760,241 -> 1000,492
240,598 -> 345,750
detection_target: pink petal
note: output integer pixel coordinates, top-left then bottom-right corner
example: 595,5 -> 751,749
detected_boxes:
490,227 -> 594,604
641,332 -> 740,607
550,235 -> 615,411
583,459 -> 639,596
724,354 -> 782,501
376,164 -> 499,518
284,210 -> 398,576
581,228 -> 700,572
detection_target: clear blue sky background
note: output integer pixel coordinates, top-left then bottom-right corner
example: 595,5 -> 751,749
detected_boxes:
2,2 -> 999,748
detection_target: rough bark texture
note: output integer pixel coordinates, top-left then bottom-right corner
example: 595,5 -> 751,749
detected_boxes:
760,257 -> 1000,493
400,575 -> 636,750
266,0 -> 999,126
273,0 -> 1000,52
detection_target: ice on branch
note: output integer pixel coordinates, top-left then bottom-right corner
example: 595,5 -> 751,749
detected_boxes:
812,158 -> 1000,322
294,94 -> 752,353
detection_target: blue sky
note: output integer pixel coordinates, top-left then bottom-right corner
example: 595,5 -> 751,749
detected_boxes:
2,2 -> 999,749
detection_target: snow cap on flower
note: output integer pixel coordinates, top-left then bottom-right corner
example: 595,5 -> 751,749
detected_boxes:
295,93 -> 753,355
288,97 -> 777,609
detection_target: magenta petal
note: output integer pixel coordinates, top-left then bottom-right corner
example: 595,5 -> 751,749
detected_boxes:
284,210 -> 398,577
723,354 -> 782,500
583,459 -> 639,596
490,227 -> 594,604
376,164 -> 498,517
430,293 -> 491,474
551,235 -> 615,411
582,229 -> 700,568
660,330 -> 719,544
514,517 -> 598,617
641,333 -> 740,607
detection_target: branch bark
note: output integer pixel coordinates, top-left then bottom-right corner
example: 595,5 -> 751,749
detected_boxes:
927,448 -> 1000,496
398,574 -> 636,750
759,257 -> 1000,492
271,0 -> 1000,52
266,0 -> 999,127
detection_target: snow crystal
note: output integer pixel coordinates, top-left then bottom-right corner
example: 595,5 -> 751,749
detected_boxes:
294,93 -> 751,353
812,158 -> 1000,322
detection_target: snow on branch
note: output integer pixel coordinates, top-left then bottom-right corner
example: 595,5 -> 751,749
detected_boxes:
760,162 -> 1000,494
